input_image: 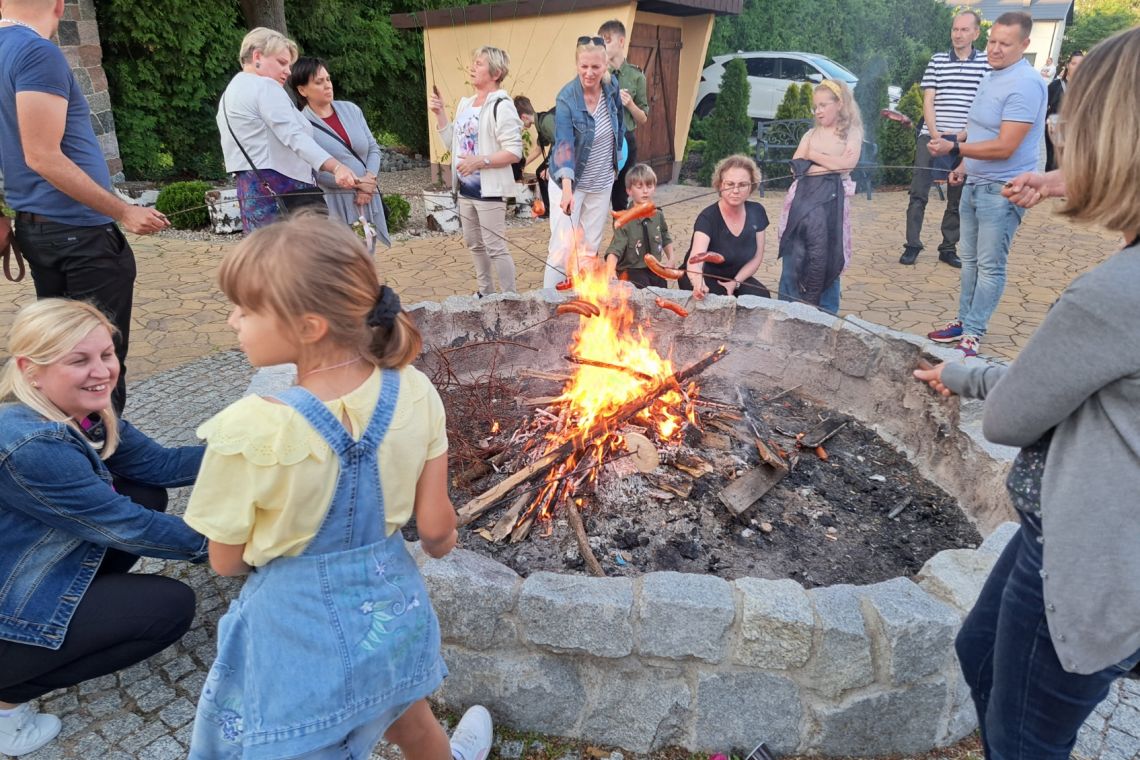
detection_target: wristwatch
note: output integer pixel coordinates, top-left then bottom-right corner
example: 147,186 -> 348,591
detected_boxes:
482,156 -> 491,167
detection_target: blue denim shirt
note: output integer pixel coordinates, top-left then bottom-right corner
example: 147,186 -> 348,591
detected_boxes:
551,76 -> 623,187
0,404 -> 207,649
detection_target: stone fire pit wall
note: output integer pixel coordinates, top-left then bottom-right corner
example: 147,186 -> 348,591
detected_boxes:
407,290 -> 1019,756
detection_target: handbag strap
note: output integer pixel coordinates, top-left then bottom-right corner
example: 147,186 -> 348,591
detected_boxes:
307,113 -> 366,168
222,91 -> 273,190
2,235 -> 25,283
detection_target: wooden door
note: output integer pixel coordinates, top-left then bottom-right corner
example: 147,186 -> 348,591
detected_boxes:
627,23 -> 681,182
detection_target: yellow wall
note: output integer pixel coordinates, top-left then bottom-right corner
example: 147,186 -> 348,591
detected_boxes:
422,3 -> 716,182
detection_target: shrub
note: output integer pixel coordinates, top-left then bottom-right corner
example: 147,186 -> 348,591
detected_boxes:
382,194 -> 411,233
155,181 -> 212,230
699,57 -> 752,185
774,83 -> 811,120
799,81 -> 815,116
877,82 -> 924,185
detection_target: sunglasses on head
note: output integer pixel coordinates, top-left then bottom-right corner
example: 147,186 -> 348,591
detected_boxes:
577,36 -> 605,46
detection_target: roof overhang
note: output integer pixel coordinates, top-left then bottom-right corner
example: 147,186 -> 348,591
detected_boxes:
392,0 -> 741,29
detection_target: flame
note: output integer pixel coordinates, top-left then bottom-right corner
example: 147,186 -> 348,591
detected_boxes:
529,231 -> 698,523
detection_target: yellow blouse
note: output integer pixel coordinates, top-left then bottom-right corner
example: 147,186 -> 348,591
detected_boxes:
184,366 -> 447,567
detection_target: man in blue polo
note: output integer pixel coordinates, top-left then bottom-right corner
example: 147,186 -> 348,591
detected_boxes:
0,0 -> 169,412
926,11 -> 1046,357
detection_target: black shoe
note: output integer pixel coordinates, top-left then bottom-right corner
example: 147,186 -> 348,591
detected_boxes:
899,248 -> 920,265
939,251 -> 962,268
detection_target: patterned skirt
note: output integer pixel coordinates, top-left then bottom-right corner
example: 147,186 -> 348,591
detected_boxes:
234,169 -> 318,235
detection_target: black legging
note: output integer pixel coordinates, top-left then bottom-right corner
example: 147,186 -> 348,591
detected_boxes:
0,480 -> 196,704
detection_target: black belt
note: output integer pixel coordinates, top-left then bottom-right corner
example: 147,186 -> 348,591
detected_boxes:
15,211 -> 56,224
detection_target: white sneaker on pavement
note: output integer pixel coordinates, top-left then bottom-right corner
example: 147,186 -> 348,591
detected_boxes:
0,703 -> 62,756
449,705 -> 493,760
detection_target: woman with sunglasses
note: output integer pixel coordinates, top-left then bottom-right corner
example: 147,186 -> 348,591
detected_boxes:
680,154 -> 771,300
777,79 -> 862,313
543,36 -> 623,288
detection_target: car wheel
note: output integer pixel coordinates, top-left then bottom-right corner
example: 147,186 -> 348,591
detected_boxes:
695,94 -> 717,118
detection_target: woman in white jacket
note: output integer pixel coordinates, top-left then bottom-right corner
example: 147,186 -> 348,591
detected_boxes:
430,47 -> 523,295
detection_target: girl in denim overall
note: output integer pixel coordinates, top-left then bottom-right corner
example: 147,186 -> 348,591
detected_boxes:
184,214 -> 492,760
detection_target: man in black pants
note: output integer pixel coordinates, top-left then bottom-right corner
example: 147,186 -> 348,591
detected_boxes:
0,0 -> 169,413
599,19 -> 649,212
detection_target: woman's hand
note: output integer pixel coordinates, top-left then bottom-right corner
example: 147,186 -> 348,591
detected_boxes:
1002,171 -> 1064,209
355,173 -> 378,195
333,163 -> 357,189
355,190 -> 372,207
722,279 -> 739,296
429,92 -> 444,115
913,362 -> 956,397
455,154 -> 483,177
691,276 -> 709,300
560,180 -> 574,215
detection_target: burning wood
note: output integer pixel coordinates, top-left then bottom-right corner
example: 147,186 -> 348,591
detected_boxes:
455,248 -> 728,538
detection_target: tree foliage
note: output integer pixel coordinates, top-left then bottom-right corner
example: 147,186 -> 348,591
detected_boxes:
710,0 -> 955,90
774,83 -> 812,120
699,58 -> 752,185
97,0 -> 245,179
878,83 -> 923,185
1062,0 -> 1140,58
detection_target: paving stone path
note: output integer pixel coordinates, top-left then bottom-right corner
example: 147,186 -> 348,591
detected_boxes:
5,183 -> 1136,759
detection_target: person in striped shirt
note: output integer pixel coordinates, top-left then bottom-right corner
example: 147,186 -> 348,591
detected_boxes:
901,10 -> 989,268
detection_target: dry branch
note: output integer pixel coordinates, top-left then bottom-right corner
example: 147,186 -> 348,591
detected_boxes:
568,502 -> 605,577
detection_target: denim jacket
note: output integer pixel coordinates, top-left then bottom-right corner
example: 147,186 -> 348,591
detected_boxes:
551,76 -> 623,187
0,404 -> 207,649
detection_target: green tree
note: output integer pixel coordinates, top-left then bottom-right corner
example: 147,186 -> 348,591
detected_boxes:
774,83 -> 811,119
97,0 -> 245,179
799,82 -> 814,116
1062,0 -> 1140,57
699,57 -> 752,185
879,83 -> 923,184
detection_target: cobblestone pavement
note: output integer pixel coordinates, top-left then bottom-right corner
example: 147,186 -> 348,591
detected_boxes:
7,184 -> 1137,759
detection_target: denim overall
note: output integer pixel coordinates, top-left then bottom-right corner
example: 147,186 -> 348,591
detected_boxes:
190,370 -> 447,759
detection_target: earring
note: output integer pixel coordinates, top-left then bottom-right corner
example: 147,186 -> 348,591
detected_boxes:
255,62 -> 261,69
30,381 -> 38,388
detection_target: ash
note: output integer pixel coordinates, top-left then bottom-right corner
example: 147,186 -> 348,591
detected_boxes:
414,377 -> 982,587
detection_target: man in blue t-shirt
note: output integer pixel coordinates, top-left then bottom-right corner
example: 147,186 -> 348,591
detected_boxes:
0,0 -> 169,412
925,11 -> 1046,358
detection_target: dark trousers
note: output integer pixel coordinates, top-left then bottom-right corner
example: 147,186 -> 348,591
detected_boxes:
0,480 -> 195,704
1044,132 -> 1059,173
905,134 -> 962,257
535,159 -> 552,218
619,267 -> 666,289
955,510 -> 1140,759
14,218 -> 137,413
610,131 -> 638,213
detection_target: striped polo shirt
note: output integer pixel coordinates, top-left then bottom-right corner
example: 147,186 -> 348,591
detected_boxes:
919,48 -> 990,136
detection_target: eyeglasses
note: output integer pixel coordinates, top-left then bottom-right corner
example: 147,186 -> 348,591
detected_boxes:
720,181 -> 754,193
577,36 -> 605,46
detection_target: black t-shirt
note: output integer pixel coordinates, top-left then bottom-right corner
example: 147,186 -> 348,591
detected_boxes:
689,200 -> 770,281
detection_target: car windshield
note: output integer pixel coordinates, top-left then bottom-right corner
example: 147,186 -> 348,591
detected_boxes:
810,56 -> 857,82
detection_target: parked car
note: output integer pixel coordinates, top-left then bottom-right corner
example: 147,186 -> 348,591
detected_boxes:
695,51 -> 859,121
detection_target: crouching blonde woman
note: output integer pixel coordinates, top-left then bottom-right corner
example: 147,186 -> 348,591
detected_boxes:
0,300 -> 206,757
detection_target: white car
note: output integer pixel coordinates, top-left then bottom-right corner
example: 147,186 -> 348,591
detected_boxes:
695,51 -> 860,122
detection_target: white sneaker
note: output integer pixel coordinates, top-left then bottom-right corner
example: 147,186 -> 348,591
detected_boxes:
0,703 -> 62,756
449,705 -> 493,760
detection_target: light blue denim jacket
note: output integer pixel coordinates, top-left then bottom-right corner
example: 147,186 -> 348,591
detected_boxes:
0,404 -> 207,649
551,76 -> 623,186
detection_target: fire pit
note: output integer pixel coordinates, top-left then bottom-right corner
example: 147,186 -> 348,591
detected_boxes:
404,287 -> 1018,757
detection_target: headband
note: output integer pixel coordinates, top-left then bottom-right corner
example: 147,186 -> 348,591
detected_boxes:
367,285 -> 402,329
820,79 -> 843,99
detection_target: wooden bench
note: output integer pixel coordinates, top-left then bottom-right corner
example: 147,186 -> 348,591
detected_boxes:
753,118 -> 879,200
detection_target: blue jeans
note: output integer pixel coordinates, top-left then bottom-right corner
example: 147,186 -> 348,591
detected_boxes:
957,182 -> 1026,338
778,263 -> 840,315
955,511 -> 1140,759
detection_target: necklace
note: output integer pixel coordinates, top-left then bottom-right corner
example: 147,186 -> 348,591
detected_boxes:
297,355 -> 364,382
0,18 -> 38,33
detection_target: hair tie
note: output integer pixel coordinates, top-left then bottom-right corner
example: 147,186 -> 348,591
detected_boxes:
367,285 -> 402,329
820,79 -> 842,98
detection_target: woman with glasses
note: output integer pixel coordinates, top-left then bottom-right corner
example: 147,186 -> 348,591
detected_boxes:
680,154 -> 771,299
777,79 -> 862,313
544,36 -> 623,288
914,27 -> 1140,758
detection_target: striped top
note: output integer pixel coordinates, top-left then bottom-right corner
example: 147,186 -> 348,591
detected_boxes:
919,48 -> 990,137
577,97 -> 615,193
